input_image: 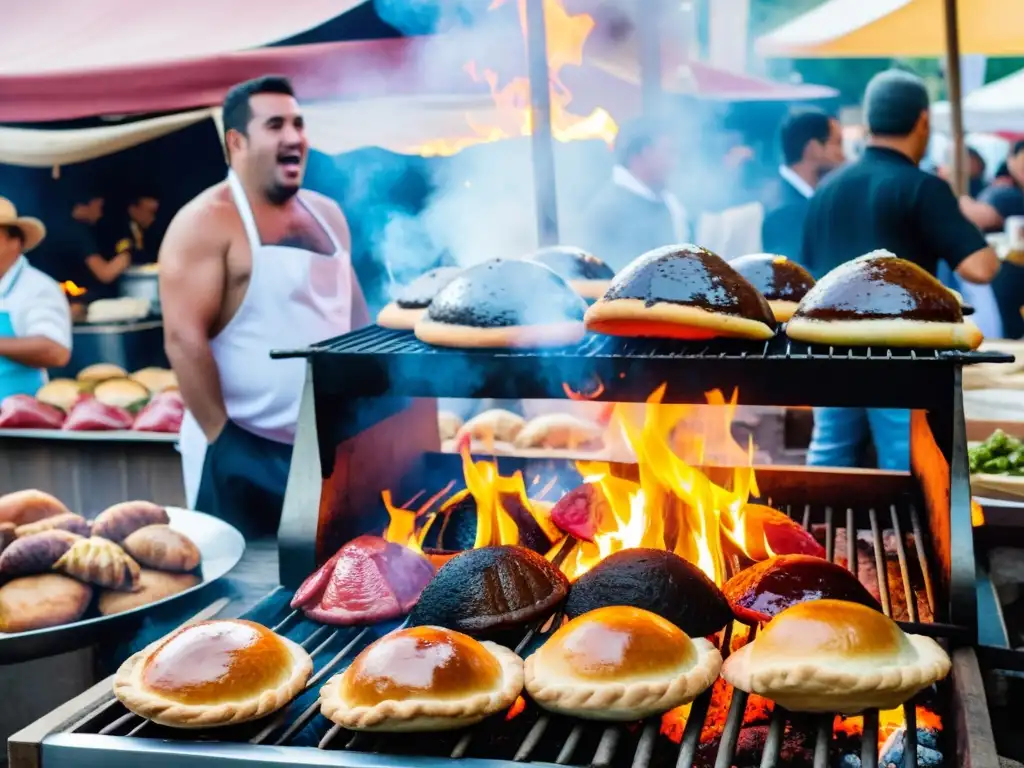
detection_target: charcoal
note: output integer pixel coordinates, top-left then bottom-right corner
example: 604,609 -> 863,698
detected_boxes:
879,727 -> 944,768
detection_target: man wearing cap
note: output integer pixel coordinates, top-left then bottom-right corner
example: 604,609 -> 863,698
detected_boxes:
801,69 -> 998,471
0,198 -> 72,399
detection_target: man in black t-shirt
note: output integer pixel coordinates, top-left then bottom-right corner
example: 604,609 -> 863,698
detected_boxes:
801,69 -> 999,471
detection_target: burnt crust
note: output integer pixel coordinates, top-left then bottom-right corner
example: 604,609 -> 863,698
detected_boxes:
394,268 -> 462,310
793,252 -> 963,323
729,254 -> 815,303
602,245 -> 775,324
424,259 -> 587,329
408,545 -> 569,635
722,554 -> 882,625
527,246 -> 615,281
564,548 -> 732,637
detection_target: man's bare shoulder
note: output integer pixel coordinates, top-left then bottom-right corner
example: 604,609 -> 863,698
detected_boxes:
163,183 -> 240,252
159,184 -> 239,270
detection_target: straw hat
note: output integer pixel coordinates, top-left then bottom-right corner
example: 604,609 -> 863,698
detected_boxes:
0,197 -> 45,252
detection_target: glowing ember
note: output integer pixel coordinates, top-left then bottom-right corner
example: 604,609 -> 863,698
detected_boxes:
415,0 -> 618,156
972,498 -> 984,527
551,385 -> 762,585
834,706 -> 942,749
505,695 -> 527,720
60,280 -> 86,297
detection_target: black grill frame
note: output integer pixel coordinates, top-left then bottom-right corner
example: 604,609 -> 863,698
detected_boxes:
272,326 -> 1012,409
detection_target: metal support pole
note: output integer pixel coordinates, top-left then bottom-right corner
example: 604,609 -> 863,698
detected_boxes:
942,0 -> 966,198
637,0 -> 664,116
524,0 -> 560,246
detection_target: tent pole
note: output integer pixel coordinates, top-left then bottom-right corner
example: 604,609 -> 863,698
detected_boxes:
942,0 -> 966,198
524,0 -> 560,246
637,0 -> 664,116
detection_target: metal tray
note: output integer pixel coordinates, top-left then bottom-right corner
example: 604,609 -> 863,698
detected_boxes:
0,508 -> 245,664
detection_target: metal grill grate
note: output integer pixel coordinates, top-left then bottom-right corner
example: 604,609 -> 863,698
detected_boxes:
275,326 -> 1012,408
62,500 -> 944,768
278,325 -> 1012,364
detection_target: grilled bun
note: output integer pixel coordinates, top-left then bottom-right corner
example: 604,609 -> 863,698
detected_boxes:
76,363 -> 127,385
131,368 -> 179,394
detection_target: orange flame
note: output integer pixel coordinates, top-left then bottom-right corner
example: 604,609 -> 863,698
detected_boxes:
552,386 -> 762,585
60,280 -> 87,297
414,0 -> 618,156
971,498 -> 984,527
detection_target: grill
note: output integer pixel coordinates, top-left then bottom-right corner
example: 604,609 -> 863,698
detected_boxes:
34,496 -> 968,768
11,327 -> 1008,768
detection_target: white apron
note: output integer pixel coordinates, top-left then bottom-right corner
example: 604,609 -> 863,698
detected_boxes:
179,171 -> 352,507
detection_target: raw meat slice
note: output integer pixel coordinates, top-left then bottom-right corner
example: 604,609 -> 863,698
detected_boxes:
0,395 -> 65,429
291,535 -> 435,625
63,396 -> 134,431
739,504 -> 826,560
549,484 -> 610,542
132,391 -> 184,432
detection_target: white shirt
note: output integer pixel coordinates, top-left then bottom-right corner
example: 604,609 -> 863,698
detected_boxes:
612,165 -> 690,242
778,165 -> 815,199
0,256 -> 72,351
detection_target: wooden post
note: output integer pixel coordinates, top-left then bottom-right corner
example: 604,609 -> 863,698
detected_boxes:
637,0 -> 664,116
942,0 -> 967,197
524,0 -> 560,246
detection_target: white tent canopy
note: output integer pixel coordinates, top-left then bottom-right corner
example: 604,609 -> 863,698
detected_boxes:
933,68 -> 1024,133
0,96 -> 510,171
0,110 -> 213,169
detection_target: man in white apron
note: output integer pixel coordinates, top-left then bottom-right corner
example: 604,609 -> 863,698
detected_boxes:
0,200 -> 72,398
159,76 -> 368,538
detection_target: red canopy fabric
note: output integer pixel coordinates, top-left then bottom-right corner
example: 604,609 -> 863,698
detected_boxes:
0,38 -> 473,123
0,0 -> 363,75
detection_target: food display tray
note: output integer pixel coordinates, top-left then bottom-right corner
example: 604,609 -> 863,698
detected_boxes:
0,508 -> 245,664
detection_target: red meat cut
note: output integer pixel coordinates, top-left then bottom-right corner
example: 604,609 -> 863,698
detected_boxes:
291,535 -> 435,625
0,395 -> 65,429
550,483 -> 611,542
133,391 -> 184,433
63,396 -> 134,431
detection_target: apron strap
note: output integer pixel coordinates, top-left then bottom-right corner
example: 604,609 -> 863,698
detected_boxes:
226,171 -> 262,254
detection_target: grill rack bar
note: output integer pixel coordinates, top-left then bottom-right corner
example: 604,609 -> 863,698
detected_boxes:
284,326 -> 1012,408
68,499 -> 941,768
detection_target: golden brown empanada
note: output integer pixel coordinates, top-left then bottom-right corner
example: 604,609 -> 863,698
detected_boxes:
0,489 -> 70,526
114,619 -> 313,727
721,599 -> 950,713
524,606 -> 721,721
514,414 -> 604,451
455,409 -> 525,445
0,529 -> 82,578
122,525 -> 200,572
54,536 -> 141,591
0,574 -> 92,633
15,512 -> 91,539
91,501 -> 169,543
320,626 -> 523,732
99,570 -> 200,616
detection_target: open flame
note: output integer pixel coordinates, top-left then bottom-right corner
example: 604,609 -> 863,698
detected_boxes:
553,385 -> 761,585
382,384 -> 768,589
60,280 -> 86,297
415,0 -> 618,156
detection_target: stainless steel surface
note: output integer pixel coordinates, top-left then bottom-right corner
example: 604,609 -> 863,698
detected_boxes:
0,434 -> 185,517
278,366 -> 321,588
0,508 -> 245,664
54,320 -> 167,379
0,430 -> 176,443
119,271 -> 160,316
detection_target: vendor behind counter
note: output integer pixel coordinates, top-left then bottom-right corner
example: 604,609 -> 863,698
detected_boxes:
0,198 -> 73,398
87,192 -> 160,301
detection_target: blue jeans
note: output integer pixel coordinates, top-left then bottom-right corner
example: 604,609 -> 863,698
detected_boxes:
807,408 -> 911,471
